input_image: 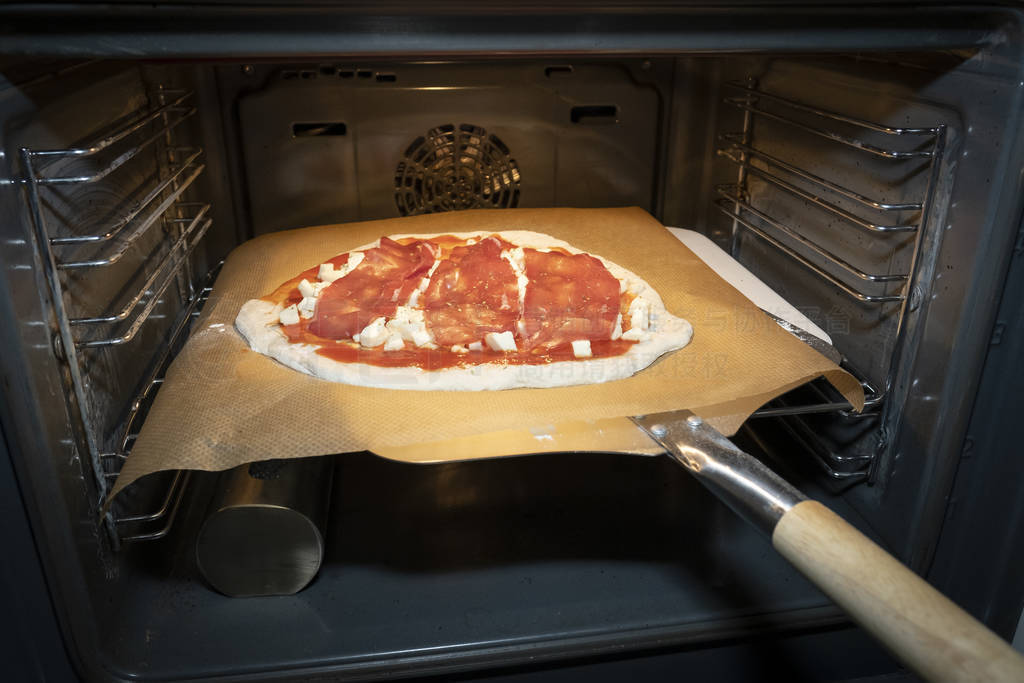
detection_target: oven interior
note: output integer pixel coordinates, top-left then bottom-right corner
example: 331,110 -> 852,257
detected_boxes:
2,34 -> 1023,682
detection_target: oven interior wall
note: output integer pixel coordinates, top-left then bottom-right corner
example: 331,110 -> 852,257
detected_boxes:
2,43 -> 1023,681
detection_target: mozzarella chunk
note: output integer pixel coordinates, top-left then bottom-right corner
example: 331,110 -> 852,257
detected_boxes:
451,344 -> 469,354
611,313 -> 623,340
278,304 -> 300,326
383,333 -> 405,351
628,297 -> 650,331
468,341 -> 483,352
621,327 -> 651,342
359,317 -> 389,348
298,278 -> 330,299
318,252 -> 366,283
297,296 -> 317,319
571,340 -> 593,358
485,331 -> 517,353
500,247 -> 529,312
386,306 -> 434,347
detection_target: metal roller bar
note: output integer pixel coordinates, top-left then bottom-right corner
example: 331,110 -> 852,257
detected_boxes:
724,82 -> 939,137
724,98 -> 933,160
50,150 -> 203,245
718,148 -> 919,233
719,137 -> 922,211
70,205 -> 210,326
76,212 -> 211,348
57,164 -> 205,269
714,197 -> 906,303
30,106 -> 196,185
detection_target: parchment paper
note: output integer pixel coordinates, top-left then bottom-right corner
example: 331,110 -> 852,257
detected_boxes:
110,207 -> 863,501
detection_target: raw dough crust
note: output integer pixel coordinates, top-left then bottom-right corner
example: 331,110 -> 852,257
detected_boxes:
235,230 -> 693,390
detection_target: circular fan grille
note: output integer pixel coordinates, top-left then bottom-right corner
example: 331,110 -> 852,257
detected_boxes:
394,123 -> 521,216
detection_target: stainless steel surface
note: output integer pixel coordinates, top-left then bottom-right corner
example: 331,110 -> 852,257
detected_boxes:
195,456 -> 334,597
761,309 -> 843,365
632,410 -> 807,536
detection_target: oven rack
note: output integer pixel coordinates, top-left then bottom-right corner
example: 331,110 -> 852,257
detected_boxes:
715,81 -> 946,414
102,268 -> 217,544
21,87 -> 211,545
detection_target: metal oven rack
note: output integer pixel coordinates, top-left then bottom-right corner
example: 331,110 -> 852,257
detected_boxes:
717,81 -> 947,483
21,88 -> 212,548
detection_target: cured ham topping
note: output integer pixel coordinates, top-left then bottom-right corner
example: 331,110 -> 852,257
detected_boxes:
422,237 -> 519,346
309,237 -> 435,339
519,249 -> 621,351
276,234 -> 640,367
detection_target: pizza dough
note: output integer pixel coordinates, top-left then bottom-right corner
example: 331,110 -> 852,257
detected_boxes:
235,230 -> 693,390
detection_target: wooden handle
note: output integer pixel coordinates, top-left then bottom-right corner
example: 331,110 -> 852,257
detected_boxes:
773,500 -> 1024,683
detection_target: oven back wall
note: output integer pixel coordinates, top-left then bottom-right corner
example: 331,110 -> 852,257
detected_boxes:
227,61 -> 666,234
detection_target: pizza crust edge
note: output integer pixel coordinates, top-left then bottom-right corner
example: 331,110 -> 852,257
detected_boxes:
235,230 -> 693,391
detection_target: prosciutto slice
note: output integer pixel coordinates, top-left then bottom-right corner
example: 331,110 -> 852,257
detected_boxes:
422,237 -> 519,346
309,237 -> 435,338
519,249 -> 620,351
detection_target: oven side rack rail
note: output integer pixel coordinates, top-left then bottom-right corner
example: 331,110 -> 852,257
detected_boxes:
714,82 -> 947,484
21,88 -> 210,547
716,81 -> 945,411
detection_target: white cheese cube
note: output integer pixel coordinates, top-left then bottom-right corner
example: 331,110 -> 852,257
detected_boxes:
620,327 -> 651,342
611,313 -> 623,340
411,329 -> 434,348
451,344 -> 469,354
485,331 -> 517,353
468,341 -> 483,352
407,289 -> 420,307
359,317 -> 389,348
386,306 -> 434,347
278,304 -> 300,326
383,333 -> 405,351
319,252 -> 365,283
628,297 -> 650,331
297,296 -> 317,319
352,333 -> 360,343
298,279 -> 316,299
571,340 -> 593,358
318,262 -> 336,281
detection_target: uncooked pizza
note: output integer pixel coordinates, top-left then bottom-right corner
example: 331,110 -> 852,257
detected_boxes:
235,230 -> 693,390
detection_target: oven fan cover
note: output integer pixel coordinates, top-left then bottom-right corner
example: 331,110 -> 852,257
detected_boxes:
394,123 -> 521,216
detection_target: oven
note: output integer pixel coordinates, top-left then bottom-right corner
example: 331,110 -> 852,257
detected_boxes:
2,2 -> 1023,681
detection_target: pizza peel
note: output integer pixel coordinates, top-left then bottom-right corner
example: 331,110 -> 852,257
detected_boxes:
370,402 -> 1024,683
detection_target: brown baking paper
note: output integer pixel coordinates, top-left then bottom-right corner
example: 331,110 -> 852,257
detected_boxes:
109,207 -> 863,501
